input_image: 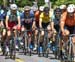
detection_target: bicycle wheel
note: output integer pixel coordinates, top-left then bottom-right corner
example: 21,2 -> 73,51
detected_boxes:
38,32 -> 42,57
9,37 -> 16,59
23,32 -> 27,55
43,30 -> 49,57
67,42 -> 74,62
55,33 -> 61,59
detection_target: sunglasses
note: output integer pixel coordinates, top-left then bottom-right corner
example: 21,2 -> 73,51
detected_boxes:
25,10 -> 30,13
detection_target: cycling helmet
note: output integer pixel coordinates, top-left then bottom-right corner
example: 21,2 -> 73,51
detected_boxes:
39,6 -> 44,11
43,7 -> 49,12
10,4 -> 17,10
24,6 -> 31,11
67,6 -> 74,13
54,8 -> 61,13
60,5 -> 66,10
68,4 -> 75,9
31,6 -> 38,11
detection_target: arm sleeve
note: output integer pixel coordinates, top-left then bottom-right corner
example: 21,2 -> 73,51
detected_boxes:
6,11 -> 10,16
20,13 -> 24,21
17,11 -> 20,17
0,10 -> 4,21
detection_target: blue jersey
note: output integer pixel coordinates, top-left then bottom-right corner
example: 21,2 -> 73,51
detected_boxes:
21,11 -> 35,24
0,9 -> 4,21
52,13 -> 60,25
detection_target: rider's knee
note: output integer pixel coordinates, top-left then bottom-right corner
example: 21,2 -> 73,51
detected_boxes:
64,29 -> 70,36
21,26 -> 25,32
35,30 -> 38,36
2,29 -> 6,36
7,30 -> 11,36
47,25 -> 51,30
41,31 -> 44,36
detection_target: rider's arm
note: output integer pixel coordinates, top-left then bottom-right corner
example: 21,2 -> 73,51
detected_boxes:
50,12 -> 55,31
17,11 -> 21,27
60,12 -> 67,32
6,11 -> 10,28
31,13 -> 36,28
5,16 -> 9,28
51,21 -> 54,31
17,16 -> 21,27
32,20 -> 36,29
39,13 -> 43,28
1,10 -> 4,26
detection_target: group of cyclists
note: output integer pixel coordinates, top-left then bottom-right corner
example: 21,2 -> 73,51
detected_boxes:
0,2 -> 75,59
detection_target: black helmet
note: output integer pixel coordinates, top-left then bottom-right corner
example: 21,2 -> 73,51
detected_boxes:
54,8 -> 61,14
43,7 -> 49,12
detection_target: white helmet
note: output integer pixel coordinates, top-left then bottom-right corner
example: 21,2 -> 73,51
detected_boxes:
67,6 -> 74,13
39,6 -> 44,11
31,6 -> 38,11
60,5 -> 66,9
68,4 -> 75,9
10,4 -> 17,10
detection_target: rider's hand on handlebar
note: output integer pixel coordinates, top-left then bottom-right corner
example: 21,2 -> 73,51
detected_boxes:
6,26 -> 10,30
13,26 -> 17,30
62,29 -> 70,36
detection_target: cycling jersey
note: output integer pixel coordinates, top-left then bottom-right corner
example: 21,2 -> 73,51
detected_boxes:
21,11 -> 34,23
35,10 -> 40,28
52,13 -> 60,25
52,13 -> 60,32
61,12 -> 75,26
0,9 -> 4,21
6,10 -> 20,29
21,11 -> 35,29
40,11 -> 53,23
7,10 -> 20,22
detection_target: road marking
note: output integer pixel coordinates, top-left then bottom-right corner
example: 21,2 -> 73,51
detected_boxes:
15,58 -> 24,62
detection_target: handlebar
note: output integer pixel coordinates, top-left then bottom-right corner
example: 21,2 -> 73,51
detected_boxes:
69,34 -> 75,37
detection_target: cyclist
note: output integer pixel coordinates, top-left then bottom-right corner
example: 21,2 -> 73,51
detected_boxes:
60,5 -> 75,58
5,4 -> 21,52
31,6 -> 44,50
53,8 -> 61,32
60,6 -> 75,37
21,6 -> 35,51
0,5 -> 6,53
39,6 -> 55,47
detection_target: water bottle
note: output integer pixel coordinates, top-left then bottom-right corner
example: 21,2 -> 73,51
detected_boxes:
39,47 -> 43,53
47,42 -> 51,48
52,46 -> 57,52
29,44 -> 33,49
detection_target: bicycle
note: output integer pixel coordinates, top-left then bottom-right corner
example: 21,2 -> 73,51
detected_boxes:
38,29 -> 51,58
59,34 -> 74,62
67,34 -> 74,62
5,28 -> 19,59
22,29 -> 35,56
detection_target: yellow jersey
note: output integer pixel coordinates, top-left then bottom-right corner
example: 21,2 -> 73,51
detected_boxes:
40,11 -> 53,23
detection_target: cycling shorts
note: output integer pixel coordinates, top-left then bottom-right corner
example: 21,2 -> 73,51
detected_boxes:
65,25 -> 75,34
42,22 -> 50,29
22,22 -> 32,30
8,21 -> 17,29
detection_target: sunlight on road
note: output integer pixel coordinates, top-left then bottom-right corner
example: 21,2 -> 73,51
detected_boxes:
15,58 -> 24,62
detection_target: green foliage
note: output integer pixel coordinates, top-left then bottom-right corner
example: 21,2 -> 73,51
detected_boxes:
0,0 -> 3,5
38,0 -> 45,7
15,0 -> 33,7
1,0 -> 75,8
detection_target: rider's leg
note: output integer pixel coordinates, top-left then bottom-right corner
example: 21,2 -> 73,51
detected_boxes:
33,29 -> 38,50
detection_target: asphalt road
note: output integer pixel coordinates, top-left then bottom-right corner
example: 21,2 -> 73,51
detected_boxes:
0,45 -> 75,62
0,50 -> 61,62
